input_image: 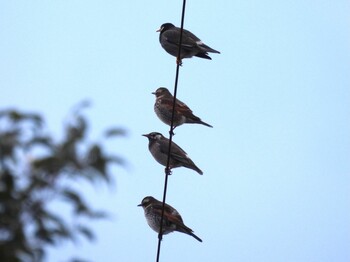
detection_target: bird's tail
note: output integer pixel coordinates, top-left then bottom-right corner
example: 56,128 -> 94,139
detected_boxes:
199,120 -> 213,128
181,154 -> 203,175
195,52 -> 212,60
178,225 -> 203,242
201,43 -> 220,54
189,232 -> 203,242
189,164 -> 203,175
185,115 -> 213,128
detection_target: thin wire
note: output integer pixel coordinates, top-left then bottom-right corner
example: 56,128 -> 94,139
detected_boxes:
156,0 -> 187,261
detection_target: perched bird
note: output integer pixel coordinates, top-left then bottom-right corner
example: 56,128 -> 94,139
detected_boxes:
153,87 -> 213,129
142,132 -> 203,175
157,23 -> 220,65
138,196 -> 202,242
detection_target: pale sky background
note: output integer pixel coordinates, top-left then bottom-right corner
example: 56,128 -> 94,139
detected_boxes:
1,1 -> 350,262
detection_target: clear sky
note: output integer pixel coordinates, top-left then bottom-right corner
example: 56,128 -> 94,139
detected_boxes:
1,1 -> 349,261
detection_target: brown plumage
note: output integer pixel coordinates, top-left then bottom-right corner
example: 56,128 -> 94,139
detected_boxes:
153,87 -> 213,129
138,196 -> 202,242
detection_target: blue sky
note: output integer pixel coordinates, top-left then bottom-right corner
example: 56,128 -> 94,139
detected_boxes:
1,1 -> 349,261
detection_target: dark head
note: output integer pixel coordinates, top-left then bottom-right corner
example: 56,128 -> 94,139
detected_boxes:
138,196 -> 157,208
152,87 -> 172,98
156,23 -> 175,34
142,132 -> 164,141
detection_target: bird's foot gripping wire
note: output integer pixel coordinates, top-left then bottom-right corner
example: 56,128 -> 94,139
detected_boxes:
176,58 -> 183,66
165,167 -> 172,176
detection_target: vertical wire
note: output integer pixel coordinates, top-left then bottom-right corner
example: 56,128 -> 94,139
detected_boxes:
156,0 -> 187,261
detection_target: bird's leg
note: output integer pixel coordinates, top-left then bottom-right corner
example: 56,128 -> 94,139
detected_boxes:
169,128 -> 175,136
165,167 -> 172,176
176,58 -> 183,66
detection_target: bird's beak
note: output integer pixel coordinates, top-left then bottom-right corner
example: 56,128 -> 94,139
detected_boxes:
137,203 -> 143,207
151,91 -> 156,95
156,27 -> 162,32
142,134 -> 149,138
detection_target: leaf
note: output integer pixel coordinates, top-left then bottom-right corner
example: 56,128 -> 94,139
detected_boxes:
69,258 -> 93,262
87,145 -> 102,163
36,228 -> 55,244
104,127 -> 127,138
86,210 -> 109,220
31,156 -> 61,174
76,225 -> 95,242
24,136 -> 53,150
73,100 -> 91,112
40,210 -> 65,228
61,189 -> 89,215
0,170 -> 15,191
0,131 -> 20,158
0,102 -> 127,260
107,155 -> 125,166
86,145 -> 107,175
26,113 -> 43,127
0,109 -> 43,127
7,110 -> 24,122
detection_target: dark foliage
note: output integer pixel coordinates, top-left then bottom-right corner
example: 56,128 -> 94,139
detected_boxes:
0,103 -> 126,261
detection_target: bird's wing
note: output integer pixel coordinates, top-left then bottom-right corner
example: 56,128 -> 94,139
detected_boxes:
158,138 -> 188,158
163,29 -> 200,50
182,28 -> 220,54
170,144 -> 190,162
159,204 -> 195,233
151,201 -> 198,238
158,139 -> 171,154
180,27 -> 201,40
151,202 -> 184,225
197,42 -> 220,54
161,97 -> 195,116
175,98 -> 196,117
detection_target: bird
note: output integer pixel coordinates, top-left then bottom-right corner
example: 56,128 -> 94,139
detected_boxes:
138,196 -> 202,242
152,87 -> 213,129
142,132 -> 203,175
157,23 -> 220,65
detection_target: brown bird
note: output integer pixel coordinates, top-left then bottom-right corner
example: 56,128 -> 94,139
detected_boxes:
153,87 -> 213,129
142,132 -> 203,175
138,196 -> 202,242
